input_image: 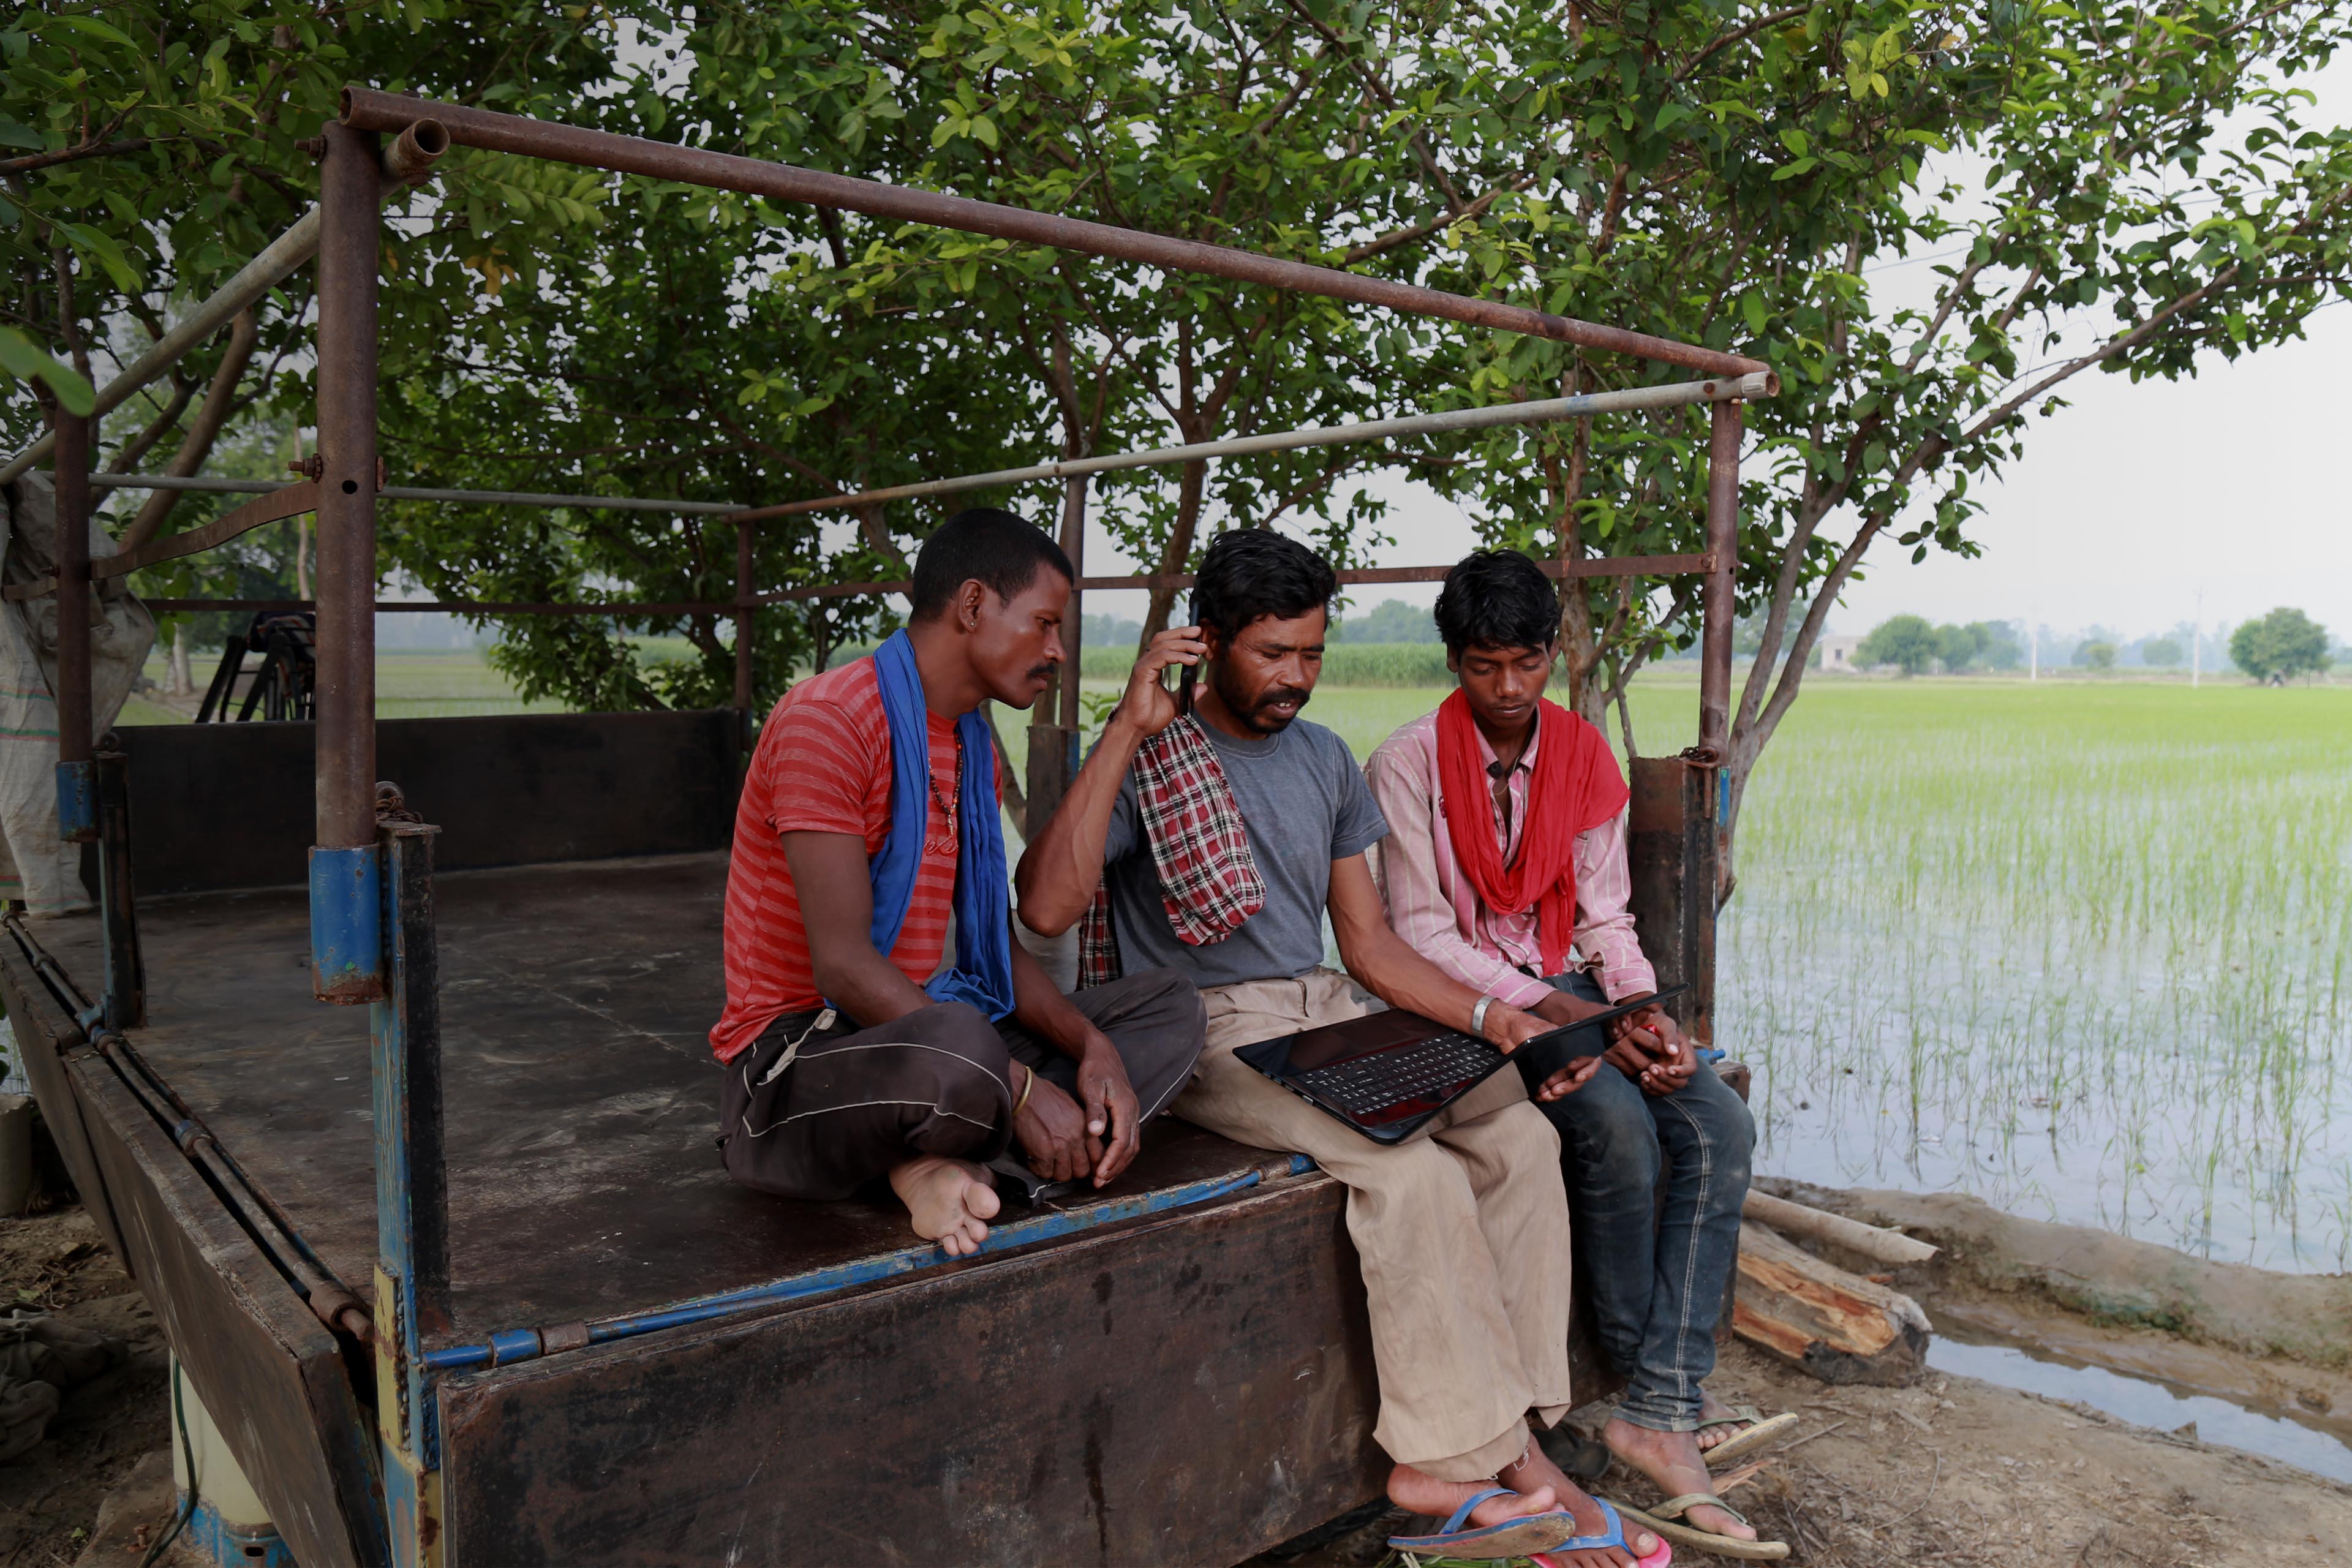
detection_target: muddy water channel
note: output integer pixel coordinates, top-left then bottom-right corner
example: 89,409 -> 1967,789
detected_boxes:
1719,683 -> 2352,1272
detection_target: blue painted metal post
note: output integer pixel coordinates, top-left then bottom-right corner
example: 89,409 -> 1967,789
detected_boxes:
93,741 -> 144,1029
373,816 -> 448,1566
50,407 -> 96,845
316,119 -> 448,1568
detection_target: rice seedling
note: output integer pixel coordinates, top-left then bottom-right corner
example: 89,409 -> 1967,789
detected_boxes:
1713,679 -> 2352,1272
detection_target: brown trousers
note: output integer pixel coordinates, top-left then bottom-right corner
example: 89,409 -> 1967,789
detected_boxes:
718,968 -> 1205,1200
1177,969 -> 1576,1480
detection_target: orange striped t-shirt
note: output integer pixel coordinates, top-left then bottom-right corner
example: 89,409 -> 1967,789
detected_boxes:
709,657 -> 961,1063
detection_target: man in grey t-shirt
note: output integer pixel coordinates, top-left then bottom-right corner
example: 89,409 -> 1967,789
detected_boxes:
1017,532 -> 1651,1568
1098,712 -> 1385,986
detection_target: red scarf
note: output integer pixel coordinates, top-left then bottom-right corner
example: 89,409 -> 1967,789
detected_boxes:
1436,690 -> 1629,977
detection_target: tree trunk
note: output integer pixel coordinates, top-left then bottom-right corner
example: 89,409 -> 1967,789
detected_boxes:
120,310 -> 261,551
167,625 -> 192,696
1138,455 -> 1208,646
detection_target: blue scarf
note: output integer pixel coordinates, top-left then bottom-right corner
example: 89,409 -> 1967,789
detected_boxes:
864,630 -> 1017,1020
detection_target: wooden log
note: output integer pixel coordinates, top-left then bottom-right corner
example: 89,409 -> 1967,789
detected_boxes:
1744,1189 -> 1940,1267
1734,1221 -> 1932,1386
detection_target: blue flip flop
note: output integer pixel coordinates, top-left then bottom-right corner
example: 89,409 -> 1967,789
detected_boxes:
1387,1487 -> 1581,1559
1540,1499 -> 1675,1566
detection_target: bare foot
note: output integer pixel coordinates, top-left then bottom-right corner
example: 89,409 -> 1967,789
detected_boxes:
1387,1461 -> 1558,1536
1693,1389 -> 1754,1454
1502,1443 -> 1655,1568
889,1156 -> 1000,1256
1603,1414 -> 1757,1542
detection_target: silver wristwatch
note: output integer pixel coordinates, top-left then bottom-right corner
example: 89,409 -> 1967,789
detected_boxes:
1470,993 -> 1498,1039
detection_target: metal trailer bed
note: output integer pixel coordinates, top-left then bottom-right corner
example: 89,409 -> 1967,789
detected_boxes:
2,709 -> 1725,1566
9,85 -> 1771,1568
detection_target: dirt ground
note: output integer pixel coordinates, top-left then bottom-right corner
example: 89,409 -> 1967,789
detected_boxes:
3,1193 -> 2348,1568
0,1207 -> 168,1568
1261,1336 -> 2352,1568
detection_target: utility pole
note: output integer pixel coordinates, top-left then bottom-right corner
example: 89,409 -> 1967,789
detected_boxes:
2029,616 -> 2038,682
2191,591 -> 2203,688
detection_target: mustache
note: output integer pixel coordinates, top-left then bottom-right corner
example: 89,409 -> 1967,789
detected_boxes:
1025,662 -> 1058,685
1253,686 -> 1313,710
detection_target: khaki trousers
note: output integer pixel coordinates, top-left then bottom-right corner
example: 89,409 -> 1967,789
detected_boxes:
1175,969 -> 1576,1480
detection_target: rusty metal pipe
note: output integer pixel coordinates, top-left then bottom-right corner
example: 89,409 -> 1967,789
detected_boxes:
380,118 -> 449,185
1057,473 -> 1085,732
733,518 -> 755,718
1697,399 -> 1743,762
342,88 -> 1768,379
52,411 -> 92,767
314,125 -> 381,854
728,374 -> 1777,525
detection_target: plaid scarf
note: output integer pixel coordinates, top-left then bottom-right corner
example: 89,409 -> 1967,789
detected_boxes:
1077,715 -> 1265,987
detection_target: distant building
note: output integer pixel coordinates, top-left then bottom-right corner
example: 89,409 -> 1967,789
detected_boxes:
1819,634 -> 1863,672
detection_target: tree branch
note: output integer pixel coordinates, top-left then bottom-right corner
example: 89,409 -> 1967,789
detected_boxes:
120,310 -> 259,550
1675,6 -> 1811,81
0,137 -> 154,177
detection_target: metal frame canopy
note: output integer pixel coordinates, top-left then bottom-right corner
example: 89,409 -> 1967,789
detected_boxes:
32,87 -> 1774,1568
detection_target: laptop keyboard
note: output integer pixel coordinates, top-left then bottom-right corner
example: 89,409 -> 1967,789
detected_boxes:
1294,1032 -> 1499,1114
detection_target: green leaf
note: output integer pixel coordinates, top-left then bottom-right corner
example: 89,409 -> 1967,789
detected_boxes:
0,328 -> 95,414
1654,103 -> 1692,134
1770,157 -> 1817,182
56,222 -> 140,293
52,14 -> 137,49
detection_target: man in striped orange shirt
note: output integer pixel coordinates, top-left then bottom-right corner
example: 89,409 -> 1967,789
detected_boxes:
711,508 -> 1204,1256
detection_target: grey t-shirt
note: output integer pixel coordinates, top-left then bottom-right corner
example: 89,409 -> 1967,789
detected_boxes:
1101,717 -> 1387,987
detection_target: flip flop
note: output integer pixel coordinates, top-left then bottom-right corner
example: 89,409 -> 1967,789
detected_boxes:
1699,1408 -> 1800,1469
1387,1487 -> 1581,1560
1615,1494 -> 1791,1561
1530,1499 -> 1674,1568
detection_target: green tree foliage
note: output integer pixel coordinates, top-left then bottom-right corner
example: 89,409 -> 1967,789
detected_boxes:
1934,621 -> 1983,671
2076,639 -> 2118,671
1858,612 -> 1937,674
12,0 -> 2352,875
2142,636 -> 2183,668
2229,607 -> 2332,683
1333,599 -> 1440,644
1929,619 -> 2019,672
1080,612 -> 1140,649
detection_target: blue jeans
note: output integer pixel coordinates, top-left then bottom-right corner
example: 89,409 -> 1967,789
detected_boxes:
1525,971 -> 1754,1432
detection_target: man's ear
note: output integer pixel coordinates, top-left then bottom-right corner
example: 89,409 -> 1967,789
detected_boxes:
953,579 -> 989,633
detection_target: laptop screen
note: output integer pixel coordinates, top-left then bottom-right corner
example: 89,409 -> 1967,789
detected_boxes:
1267,1008 -> 1442,1073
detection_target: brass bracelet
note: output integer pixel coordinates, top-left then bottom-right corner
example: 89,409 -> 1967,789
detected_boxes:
1013,1063 -> 1035,1116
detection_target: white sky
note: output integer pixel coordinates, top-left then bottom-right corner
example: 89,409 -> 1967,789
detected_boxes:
1074,55 -> 2352,646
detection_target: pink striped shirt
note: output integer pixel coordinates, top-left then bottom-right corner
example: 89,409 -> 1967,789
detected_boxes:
1364,708 -> 1657,1009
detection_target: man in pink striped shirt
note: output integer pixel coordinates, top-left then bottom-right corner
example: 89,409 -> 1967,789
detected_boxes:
1366,550 -> 1763,1551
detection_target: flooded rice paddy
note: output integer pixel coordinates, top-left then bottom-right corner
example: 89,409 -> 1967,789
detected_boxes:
1719,680 -> 2352,1273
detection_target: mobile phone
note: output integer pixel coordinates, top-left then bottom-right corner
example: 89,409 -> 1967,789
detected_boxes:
1176,660 -> 1196,717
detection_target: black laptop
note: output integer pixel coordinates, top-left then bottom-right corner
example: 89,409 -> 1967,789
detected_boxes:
1234,985 -> 1687,1144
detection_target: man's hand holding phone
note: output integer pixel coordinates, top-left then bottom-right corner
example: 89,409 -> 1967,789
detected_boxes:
1608,994 -> 1694,1096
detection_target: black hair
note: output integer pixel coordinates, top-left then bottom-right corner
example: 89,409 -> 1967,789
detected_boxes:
1433,549 -> 1561,656
908,507 -> 1073,620
1189,529 -> 1337,641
